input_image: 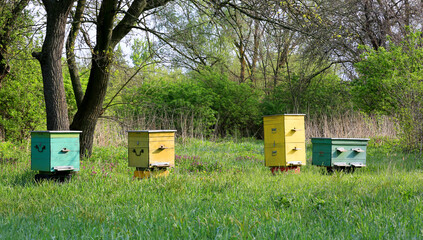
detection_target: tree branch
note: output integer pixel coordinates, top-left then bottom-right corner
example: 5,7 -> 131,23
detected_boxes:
103,60 -> 157,112
132,25 -> 204,66
66,0 -> 86,108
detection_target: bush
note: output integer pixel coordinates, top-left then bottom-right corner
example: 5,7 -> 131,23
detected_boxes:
192,69 -> 262,137
261,73 -> 352,117
115,75 -> 216,137
116,68 -> 263,138
0,58 -> 45,142
354,30 -> 423,151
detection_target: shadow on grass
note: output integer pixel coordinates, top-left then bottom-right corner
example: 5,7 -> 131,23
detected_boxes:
9,171 -> 76,186
8,170 -> 38,187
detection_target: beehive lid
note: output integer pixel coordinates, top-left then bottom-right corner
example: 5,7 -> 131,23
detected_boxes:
311,138 -> 370,145
312,137 -> 370,141
31,130 -> 82,133
127,130 -> 177,133
263,113 -> 306,117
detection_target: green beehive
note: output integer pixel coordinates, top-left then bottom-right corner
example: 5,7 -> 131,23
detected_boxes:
311,138 -> 369,172
31,131 -> 82,173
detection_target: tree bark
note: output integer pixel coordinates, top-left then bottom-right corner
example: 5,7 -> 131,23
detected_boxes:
0,51 -> 11,84
235,40 -> 247,83
249,19 -> 261,86
33,0 -> 75,130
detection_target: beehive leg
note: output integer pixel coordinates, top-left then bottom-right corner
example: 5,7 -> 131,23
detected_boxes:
345,166 -> 355,174
55,171 -> 74,182
34,171 -> 73,182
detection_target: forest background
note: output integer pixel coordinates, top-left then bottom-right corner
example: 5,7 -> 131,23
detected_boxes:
0,0 -> 422,153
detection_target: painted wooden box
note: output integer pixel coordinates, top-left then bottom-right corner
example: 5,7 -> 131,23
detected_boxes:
31,131 -> 82,172
128,130 -> 176,169
311,138 -> 369,168
263,114 -> 306,167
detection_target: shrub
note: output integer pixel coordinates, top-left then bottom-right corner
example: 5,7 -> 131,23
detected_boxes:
116,68 -> 263,138
261,72 -> 352,117
0,58 -> 45,141
116,76 -> 216,137
354,30 -> 423,152
192,69 -> 262,137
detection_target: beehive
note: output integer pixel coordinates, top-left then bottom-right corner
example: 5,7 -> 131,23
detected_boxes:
127,130 -> 176,169
311,138 -> 369,170
31,131 -> 82,173
263,114 -> 306,167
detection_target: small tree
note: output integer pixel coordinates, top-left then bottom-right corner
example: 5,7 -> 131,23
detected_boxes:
354,30 -> 423,151
0,54 -> 45,141
0,0 -> 31,83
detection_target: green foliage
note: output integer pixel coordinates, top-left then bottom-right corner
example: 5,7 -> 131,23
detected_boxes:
0,57 -> 45,141
116,73 -> 217,136
368,136 -> 401,154
261,73 -> 351,116
115,68 -> 262,137
130,39 -> 151,66
354,30 -> 423,151
192,69 -> 262,136
0,8 -> 45,142
0,2 -> 32,53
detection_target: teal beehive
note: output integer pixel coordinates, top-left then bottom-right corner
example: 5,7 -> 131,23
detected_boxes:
31,131 -> 82,173
311,138 -> 369,173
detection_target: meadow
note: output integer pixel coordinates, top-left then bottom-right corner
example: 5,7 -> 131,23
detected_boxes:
0,135 -> 422,239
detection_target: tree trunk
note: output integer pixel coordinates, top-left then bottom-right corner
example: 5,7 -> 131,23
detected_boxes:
0,51 -> 10,84
250,19 -> 261,86
237,42 -> 246,83
70,53 -> 112,157
69,0 -> 171,157
69,0 -> 118,157
33,0 -> 74,130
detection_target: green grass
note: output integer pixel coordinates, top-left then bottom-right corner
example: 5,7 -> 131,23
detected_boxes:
0,138 -> 422,239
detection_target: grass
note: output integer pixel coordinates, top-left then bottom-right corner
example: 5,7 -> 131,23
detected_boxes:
0,137 -> 422,239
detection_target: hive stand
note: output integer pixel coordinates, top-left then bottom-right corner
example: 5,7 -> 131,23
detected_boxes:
127,130 -> 176,179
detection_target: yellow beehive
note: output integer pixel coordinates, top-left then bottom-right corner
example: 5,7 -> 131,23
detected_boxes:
128,130 -> 176,169
263,114 -> 306,167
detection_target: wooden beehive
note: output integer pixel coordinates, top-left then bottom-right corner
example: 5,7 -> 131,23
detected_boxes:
127,130 -> 176,169
263,114 -> 306,167
311,138 -> 369,169
31,131 -> 82,173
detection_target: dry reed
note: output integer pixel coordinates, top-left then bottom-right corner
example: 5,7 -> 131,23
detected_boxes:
306,111 -> 397,139
93,111 -> 398,147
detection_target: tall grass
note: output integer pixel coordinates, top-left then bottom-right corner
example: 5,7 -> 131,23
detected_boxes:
112,109 -> 212,141
95,111 -> 398,147
306,111 -> 397,139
